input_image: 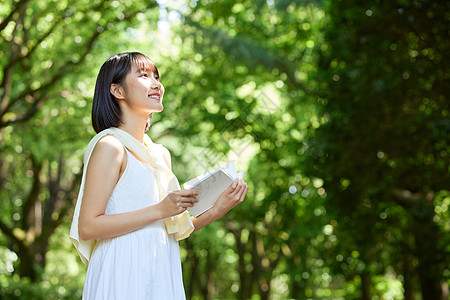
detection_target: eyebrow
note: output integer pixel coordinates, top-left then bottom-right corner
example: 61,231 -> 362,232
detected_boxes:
135,68 -> 156,74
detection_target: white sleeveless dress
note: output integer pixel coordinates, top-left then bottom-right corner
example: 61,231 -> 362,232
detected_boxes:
82,150 -> 186,299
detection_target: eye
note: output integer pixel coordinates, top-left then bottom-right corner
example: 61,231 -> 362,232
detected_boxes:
140,73 -> 149,78
154,75 -> 160,81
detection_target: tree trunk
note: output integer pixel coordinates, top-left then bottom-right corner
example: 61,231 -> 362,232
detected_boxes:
259,276 -> 271,300
441,282 -> 449,300
17,244 -> 37,281
0,156 -> 82,283
183,239 -> 198,300
290,243 -> 307,300
201,251 -> 213,300
230,228 -> 250,300
412,198 -> 444,300
251,233 -> 277,300
188,252 -> 199,300
360,273 -> 371,300
402,249 -> 415,300
249,233 -> 259,299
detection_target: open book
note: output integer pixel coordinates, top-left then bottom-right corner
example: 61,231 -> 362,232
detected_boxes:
183,162 -> 244,217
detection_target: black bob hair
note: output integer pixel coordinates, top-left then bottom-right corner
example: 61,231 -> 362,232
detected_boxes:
92,52 -> 159,133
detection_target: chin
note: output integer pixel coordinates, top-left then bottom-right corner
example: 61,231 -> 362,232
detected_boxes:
154,105 -> 164,112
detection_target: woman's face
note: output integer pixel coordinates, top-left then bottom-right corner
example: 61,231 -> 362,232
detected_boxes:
121,63 -> 165,114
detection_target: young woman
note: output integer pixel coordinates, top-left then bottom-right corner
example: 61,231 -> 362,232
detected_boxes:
69,52 -> 248,299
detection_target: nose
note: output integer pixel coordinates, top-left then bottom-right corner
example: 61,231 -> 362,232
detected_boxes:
150,78 -> 160,90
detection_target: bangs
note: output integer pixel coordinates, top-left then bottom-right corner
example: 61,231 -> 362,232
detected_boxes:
132,54 -> 159,77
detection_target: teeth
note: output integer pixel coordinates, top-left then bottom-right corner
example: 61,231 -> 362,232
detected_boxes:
149,95 -> 159,100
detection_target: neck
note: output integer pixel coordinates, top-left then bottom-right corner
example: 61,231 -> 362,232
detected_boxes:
118,113 -> 149,143
118,124 -> 145,143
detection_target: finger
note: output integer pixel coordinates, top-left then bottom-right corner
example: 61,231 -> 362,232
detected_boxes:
224,183 -> 235,193
175,203 -> 188,213
181,195 -> 199,203
238,185 -> 249,202
230,179 -> 245,198
180,197 -> 197,204
179,200 -> 195,208
232,178 -> 239,188
235,182 -> 247,200
182,189 -> 200,197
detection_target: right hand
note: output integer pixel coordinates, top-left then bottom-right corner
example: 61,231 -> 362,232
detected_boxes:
210,178 -> 248,219
159,189 -> 199,218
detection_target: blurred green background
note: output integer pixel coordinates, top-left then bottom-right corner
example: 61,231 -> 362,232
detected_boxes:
0,0 -> 449,299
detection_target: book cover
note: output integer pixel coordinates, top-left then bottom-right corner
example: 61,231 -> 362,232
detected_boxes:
184,162 -> 244,217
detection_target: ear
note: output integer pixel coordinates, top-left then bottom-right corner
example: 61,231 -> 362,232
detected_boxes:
110,84 -> 125,100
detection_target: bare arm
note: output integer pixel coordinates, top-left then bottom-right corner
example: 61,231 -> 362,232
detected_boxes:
78,136 -> 198,241
192,178 -> 248,231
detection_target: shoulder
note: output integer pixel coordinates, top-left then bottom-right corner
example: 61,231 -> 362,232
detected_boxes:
97,134 -> 124,149
95,135 -> 125,156
89,135 -> 126,169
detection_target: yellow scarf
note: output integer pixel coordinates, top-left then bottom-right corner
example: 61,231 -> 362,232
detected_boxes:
69,128 -> 194,266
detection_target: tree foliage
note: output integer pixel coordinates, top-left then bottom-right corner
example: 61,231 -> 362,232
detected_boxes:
306,0 -> 450,299
0,0 -> 158,284
0,0 -> 448,299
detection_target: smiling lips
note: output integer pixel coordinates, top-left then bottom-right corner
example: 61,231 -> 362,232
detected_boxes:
148,93 -> 160,102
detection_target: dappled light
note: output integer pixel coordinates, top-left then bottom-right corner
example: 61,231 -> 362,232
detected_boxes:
0,0 -> 449,299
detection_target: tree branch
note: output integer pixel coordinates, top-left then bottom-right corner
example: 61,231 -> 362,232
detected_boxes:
0,25 -> 101,127
0,218 -> 22,246
21,3 -> 51,46
0,94 -> 48,127
18,17 -> 62,66
0,4 -> 147,129
0,0 -> 27,118
0,0 -> 30,33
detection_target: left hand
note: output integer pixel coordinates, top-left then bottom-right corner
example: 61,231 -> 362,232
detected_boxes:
211,178 -> 248,219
